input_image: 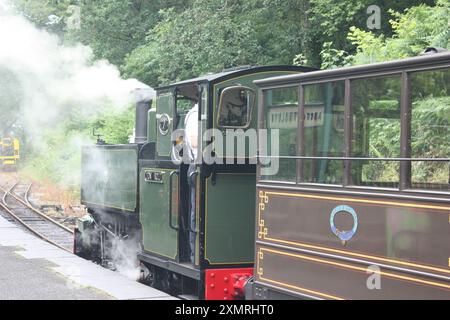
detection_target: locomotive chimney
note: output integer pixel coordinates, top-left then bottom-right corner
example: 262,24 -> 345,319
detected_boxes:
133,88 -> 156,144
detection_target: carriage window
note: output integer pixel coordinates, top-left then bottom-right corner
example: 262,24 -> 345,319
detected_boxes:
303,81 -> 345,184
260,87 -> 298,182
410,68 -> 450,191
217,86 -> 255,128
351,75 -> 401,187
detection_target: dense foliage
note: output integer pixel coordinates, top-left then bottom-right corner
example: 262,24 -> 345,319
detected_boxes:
5,0 -> 450,187
13,0 -> 439,87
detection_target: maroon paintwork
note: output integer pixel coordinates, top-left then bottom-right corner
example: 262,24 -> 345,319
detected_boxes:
255,188 -> 450,299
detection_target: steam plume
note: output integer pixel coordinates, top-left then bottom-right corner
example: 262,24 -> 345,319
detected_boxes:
0,0 -> 147,141
0,0 -> 148,279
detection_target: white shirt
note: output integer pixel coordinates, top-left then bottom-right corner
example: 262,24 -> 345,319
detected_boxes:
184,104 -> 199,161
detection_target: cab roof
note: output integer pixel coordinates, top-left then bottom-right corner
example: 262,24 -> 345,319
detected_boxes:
156,65 -> 316,91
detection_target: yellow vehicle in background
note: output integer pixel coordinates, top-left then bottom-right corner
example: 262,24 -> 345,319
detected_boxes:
0,137 -> 20,171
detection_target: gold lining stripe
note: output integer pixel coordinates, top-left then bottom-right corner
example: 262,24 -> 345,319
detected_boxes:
82,148 -> 138,211
257,241 -> 342,300
204,173 -> 256,265
261,248 -> 450,290
264,236 -> 450,275
266,191 -> 450,211
195,175 -> 200,266
155,92 -> 174,157
259,190 -> 450,274
260,276 -> 344,300
139,167 -> 178,260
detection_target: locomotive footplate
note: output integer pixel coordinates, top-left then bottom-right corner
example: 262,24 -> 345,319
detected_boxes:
138,251 -> 201,281
248,281 -> 306,300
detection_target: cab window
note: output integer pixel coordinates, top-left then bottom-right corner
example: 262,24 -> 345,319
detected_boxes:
217,86 -> 255,128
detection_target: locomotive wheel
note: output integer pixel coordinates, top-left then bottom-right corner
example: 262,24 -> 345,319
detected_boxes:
139,263 -> 157,287
140,263 -> 180,296
159,269 -> 172,294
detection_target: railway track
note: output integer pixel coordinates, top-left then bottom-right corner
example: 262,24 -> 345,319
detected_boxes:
0,181 -> 74,252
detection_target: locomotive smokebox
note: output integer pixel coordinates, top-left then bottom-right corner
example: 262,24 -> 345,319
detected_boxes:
134,88 -> 156,144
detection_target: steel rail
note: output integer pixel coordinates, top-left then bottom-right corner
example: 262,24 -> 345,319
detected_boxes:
11,182 -> 73,233
0,181 -> 73,253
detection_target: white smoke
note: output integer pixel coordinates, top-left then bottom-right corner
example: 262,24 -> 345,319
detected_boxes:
110,234 -> 142,281
0,1 -> 150,280
0,0 -> 148,143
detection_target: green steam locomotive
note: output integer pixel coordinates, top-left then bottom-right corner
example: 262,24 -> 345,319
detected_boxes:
75,65 -> 314,300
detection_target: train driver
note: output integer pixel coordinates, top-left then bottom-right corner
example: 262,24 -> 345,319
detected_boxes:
184,104 -> 199,264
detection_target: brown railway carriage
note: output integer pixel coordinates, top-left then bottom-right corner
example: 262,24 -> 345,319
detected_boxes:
249,51 -> 450,299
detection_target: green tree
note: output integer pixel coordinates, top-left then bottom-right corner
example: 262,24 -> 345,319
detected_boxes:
11,0 -> 192,66
68,0 -> 161,66
345,0 -> 450,185
123,0 -> 313,87
308,0 -> 436,66
11,0 -> 76,37
348,0 -> 450,64
91,106 -> 135,144
123,0 -> 257,86
0,68 -> 23,135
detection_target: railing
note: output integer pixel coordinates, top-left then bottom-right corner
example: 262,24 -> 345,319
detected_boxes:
257,155 -> 450,193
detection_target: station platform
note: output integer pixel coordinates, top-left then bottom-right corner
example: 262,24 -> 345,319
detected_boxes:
0,215 -> 175,300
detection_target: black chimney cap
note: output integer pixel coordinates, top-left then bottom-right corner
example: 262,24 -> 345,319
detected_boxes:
421,47 -> 448,55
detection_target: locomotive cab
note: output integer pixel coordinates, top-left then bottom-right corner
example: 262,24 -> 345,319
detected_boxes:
137,65 -> 315,299
75,65 -> 316,300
